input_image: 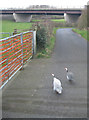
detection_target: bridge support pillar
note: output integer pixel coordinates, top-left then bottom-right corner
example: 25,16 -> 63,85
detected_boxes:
64,13 -> 81,23
13,13 -> 32,22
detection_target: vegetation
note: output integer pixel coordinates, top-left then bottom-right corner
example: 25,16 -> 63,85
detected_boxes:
36,24 -> 47,50
52,21 -> 74,28
73,7 -> 88,41
72,29 -> 87,40
35,19 -> 56,58
51,19 -> 65,22
36,26 -> 56,58
77,9 -> 87,30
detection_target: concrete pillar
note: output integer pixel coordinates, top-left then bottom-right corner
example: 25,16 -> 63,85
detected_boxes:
64,13 -> 80,23
13,13 -> 32,22
33,31 -> 36,55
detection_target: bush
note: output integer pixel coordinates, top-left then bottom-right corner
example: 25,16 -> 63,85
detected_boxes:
52,21 -> 75,28
36,24 -> 48,50
77,9 -> 87,30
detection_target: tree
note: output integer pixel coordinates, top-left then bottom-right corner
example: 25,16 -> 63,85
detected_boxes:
77,8 -> 87,29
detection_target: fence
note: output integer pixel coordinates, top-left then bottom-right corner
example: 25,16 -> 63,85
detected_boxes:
0,31 -> 34,89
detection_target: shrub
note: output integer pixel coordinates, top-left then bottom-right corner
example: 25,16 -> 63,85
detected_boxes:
77,9 -> 87,30
36,24 -> 48,50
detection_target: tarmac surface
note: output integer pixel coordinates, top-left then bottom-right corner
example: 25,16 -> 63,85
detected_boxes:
2,28 -> 87,118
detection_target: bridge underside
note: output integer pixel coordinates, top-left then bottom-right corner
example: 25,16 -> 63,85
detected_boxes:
13,13 -> 32,22
0,13 -> 81,23
64,13 -> 81,23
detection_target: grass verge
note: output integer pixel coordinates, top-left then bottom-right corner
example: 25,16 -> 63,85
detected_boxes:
72,28 -> 87,40
51,19 -> 65,22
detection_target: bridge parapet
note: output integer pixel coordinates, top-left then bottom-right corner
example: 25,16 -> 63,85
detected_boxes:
0,9 -> 82,14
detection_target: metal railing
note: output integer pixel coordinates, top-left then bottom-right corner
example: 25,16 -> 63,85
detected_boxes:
0,32 -> 11,39
0,31 -> 33,89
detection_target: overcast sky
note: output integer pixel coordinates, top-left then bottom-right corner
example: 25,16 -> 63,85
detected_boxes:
0,0 -> 88,9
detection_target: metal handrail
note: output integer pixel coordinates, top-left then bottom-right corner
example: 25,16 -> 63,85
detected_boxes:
0,32 -> 11,39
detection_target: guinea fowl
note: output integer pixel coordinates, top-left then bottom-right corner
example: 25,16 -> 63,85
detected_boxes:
52,74 -> 63,94
65,68 -> 74,81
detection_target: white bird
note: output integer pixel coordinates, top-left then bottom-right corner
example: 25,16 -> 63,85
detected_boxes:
65,68 -> 74,81
52,74 -> 63,94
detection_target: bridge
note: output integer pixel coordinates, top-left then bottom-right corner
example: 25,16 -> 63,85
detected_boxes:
0,9 -> 82,23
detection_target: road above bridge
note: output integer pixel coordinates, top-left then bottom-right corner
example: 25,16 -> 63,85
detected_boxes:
2,28 -> 87,118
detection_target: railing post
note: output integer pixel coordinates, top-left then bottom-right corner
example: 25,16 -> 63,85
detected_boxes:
13,29 -> 17,35
21,33 -> 24,69
32,31 -> 36,55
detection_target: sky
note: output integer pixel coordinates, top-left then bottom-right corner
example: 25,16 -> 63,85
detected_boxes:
0,0 -> 88,9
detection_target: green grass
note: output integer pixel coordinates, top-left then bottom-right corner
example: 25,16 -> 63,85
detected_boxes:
72,28 -> 87,40
31,19 -> 42,22
1,20 -> 32,38
51,19 -> 65,22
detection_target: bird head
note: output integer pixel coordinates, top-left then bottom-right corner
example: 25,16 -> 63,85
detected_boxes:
52,73 -> 55,77
65,67 -> 68,72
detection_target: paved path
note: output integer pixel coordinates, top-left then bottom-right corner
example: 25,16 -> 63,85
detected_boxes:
2,28 -> 87,118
